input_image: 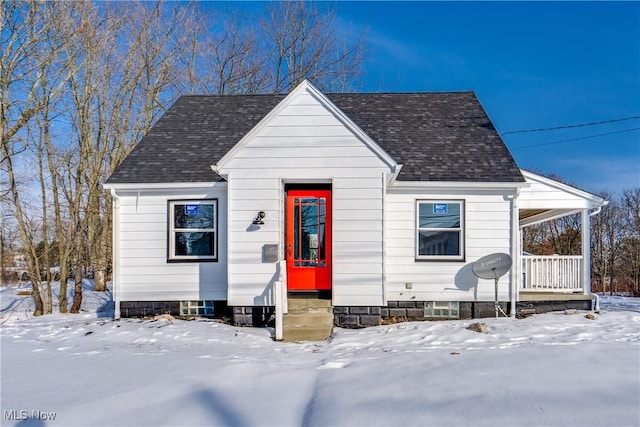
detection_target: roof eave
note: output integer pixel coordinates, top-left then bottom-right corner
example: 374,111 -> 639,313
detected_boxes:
520,169 -> 607,206
103,181 -> 226,191
389,180 -> 529,190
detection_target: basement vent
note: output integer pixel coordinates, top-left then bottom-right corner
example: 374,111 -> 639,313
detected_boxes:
180,300 -> 214,317
425,301 -> 460,318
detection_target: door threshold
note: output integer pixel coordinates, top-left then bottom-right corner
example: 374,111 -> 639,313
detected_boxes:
287,290 -> 332,300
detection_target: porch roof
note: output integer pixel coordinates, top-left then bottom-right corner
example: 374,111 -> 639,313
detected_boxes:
518,170 -> 607,226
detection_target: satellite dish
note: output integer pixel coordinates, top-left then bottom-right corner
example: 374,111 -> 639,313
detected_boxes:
472,253 -> 512,280
472,253 -> 512,318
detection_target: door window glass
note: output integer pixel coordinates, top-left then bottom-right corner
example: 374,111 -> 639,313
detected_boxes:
293,197 -> 326,267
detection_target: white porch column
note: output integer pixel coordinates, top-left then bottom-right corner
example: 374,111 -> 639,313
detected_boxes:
509,189 -> 520,317
581,209 -> 591,296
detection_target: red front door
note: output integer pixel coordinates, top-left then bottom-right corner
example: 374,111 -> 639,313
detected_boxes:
286,189 -> 331,291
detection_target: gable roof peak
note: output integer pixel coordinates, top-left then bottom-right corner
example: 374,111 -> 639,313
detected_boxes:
213,79 -> 398,175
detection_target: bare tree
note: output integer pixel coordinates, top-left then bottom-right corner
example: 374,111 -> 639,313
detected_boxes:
169,5 -> 265,95
262,0 -> 366,93
1,1 -> 79,315
205,13 -> 266,95
523,215 -> 582,256
36,111 -> 52,314
591,192 -> 625,295
619,188 -> 640,295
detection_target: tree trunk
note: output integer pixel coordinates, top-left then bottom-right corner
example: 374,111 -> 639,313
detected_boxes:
30,277 -> 44,316
44,125 -> 70,312
70,267 -> 83,313
58,264 -> 69,313
46,281 -> 53,313
93,269 -> 107,292
2,133 -> 44,315
37,109 -> 52,314
26,247 -> 45,316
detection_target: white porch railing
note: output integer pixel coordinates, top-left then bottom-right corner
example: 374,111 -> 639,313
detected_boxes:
522,255 -> 583,292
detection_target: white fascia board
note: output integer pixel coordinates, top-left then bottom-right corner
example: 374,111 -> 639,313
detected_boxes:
520,169 -> 607,206
387,164 -> 404,185
388,180 -> 528,193
210,164 -> 226,178
103,181 -> 225,191
213,79 -> 398,174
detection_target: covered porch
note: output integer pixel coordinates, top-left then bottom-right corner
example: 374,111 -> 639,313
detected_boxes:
514,171 -> 607,309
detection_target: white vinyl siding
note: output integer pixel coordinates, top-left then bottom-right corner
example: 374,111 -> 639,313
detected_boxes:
385,189 -> 515,302
220,90 -> 391,306
115,186 -> 228,301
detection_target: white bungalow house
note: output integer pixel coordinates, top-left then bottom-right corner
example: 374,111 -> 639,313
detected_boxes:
104,80 -> 606,340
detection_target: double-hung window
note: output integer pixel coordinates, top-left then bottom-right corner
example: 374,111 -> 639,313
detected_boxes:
168,200 -> 217,262
416,200 -> 464,261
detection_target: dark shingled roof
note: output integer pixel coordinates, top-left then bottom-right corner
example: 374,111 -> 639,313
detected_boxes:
106,91 -> 524,184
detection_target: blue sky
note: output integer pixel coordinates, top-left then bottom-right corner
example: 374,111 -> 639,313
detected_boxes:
334,1 -> 639,194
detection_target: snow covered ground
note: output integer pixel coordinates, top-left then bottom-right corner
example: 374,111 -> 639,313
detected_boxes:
1,282 -> 639,427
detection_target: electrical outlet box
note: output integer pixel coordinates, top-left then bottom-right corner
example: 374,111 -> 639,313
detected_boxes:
405,282 -> 413,289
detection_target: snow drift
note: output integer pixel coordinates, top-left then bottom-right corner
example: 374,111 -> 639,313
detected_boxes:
1,282 -> 638,426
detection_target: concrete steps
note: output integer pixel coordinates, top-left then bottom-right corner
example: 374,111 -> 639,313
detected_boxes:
283,297 -> 333,342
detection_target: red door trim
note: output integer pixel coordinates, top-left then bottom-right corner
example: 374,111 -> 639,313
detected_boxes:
286,189 -> 331,291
